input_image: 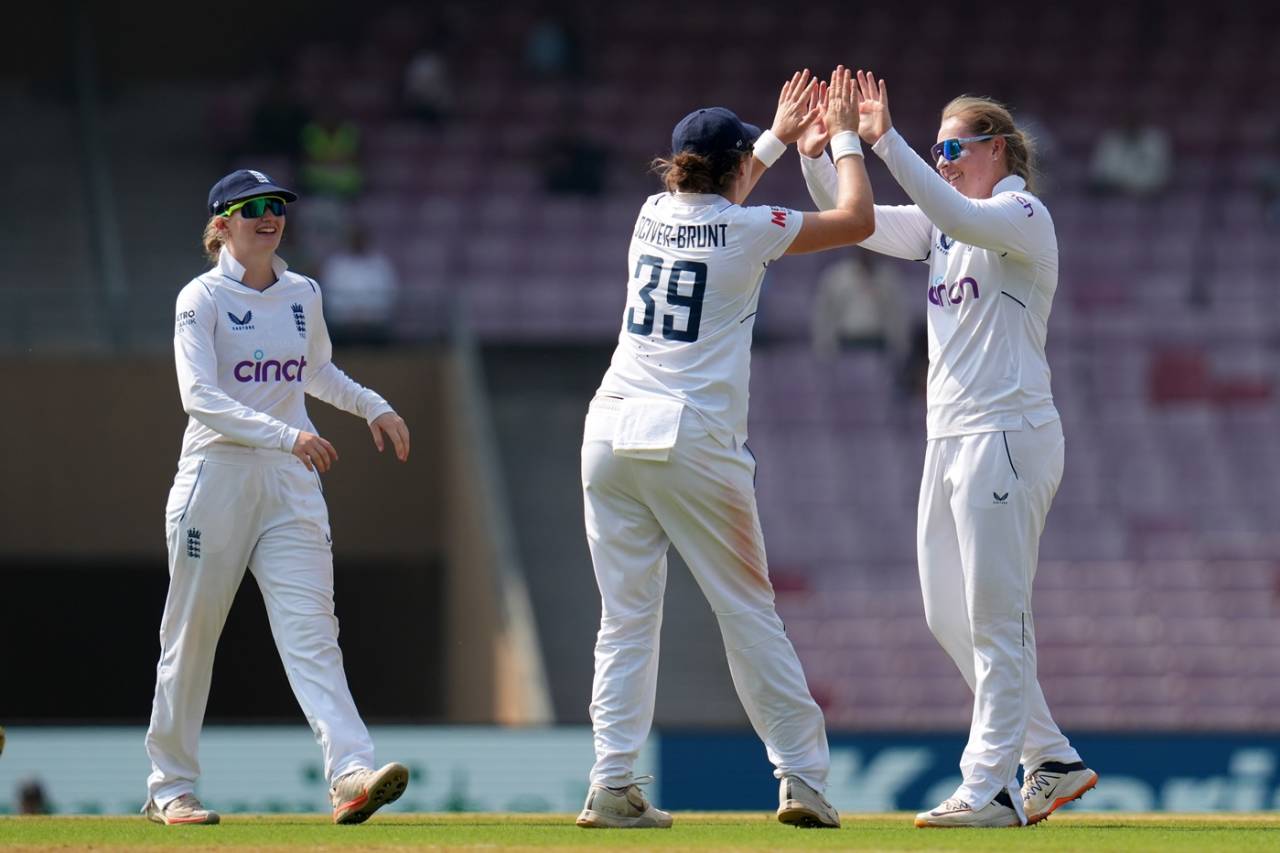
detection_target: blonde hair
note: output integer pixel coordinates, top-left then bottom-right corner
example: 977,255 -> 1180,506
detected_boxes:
942,95 -> 1037,193
202,216 -> 227,265
651,149 -> 749,195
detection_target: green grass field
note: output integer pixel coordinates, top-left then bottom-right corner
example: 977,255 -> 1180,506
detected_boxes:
3,813 -> 1279,852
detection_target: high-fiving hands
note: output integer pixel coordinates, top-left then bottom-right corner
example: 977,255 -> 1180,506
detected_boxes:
797,67 -> 892,156
855,70 -> 892,145
769,69 -> 821,145
824,66 -> 861,137
796,79 -> 831,158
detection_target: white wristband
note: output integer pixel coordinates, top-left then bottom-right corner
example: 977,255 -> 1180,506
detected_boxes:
830,130 -> 863,162
752,129 -> 787,167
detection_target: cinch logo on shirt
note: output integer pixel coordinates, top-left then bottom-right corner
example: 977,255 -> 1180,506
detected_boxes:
234,349 -> 307,383
928,276 -> 980,307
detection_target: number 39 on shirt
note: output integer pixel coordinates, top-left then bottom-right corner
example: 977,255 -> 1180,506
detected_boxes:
626,254 -> 707,343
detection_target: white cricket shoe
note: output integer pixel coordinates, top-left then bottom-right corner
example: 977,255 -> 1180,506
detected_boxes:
914,789 -> 1024,828
330,762 -> 409,824
142,792 -> 220,825
1022,761 -> 1098,824
776,775 -> 840,828
576,778 -> 673,828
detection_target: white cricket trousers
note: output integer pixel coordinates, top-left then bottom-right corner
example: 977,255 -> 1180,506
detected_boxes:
581,399 -> 830,791
145,445 -> 375,806
917,417 -> 1081,810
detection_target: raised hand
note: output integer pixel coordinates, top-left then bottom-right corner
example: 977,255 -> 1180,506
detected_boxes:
796,80 -> 830,158
824,66 -> 860,137
770,69 -> 821,145
855,69 -> 892,144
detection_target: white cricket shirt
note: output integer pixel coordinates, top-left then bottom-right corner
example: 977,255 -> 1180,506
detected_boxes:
597,192 -> 802,447
172,248 -> 395,459
802,128 -> 1060,439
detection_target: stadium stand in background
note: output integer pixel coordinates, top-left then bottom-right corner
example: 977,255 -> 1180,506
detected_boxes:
4,0 -> 1279,732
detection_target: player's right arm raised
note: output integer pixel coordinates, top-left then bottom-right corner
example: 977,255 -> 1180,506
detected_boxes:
797,72 -> 934,262
785,66 -> 875,254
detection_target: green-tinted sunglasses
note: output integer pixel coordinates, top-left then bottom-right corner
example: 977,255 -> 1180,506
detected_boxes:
222,196 -> 287,218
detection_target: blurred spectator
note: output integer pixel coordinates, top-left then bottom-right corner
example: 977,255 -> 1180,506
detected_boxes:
524,7 -> 584,80
1088,116 -> 1172,197
321,224 -> 400,347
17,779 -> 50,815
811,253 -> 910,363
248,76 -> 311,159
538,129 -> 610,196
402,39 -> 452,125
297,106 -> 364,259
300,108 -> 364,200
1256,126 -> 1280,224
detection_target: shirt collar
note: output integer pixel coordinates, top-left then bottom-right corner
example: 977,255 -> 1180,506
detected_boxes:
671,192 -> 729,205
994,174 -> 1026,194
218,246 -> 289,286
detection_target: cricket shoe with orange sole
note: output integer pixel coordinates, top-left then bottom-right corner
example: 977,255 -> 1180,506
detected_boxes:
1022,761 -> 1098,824
143,793 -> 220,825
330,762 -> 409,824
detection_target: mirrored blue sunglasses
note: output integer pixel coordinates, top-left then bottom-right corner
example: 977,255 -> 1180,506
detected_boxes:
930,135 -> 1003,163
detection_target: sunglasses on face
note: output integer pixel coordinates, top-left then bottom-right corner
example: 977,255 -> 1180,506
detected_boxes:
222,196 -> 287,218
930,135 -> 1001,163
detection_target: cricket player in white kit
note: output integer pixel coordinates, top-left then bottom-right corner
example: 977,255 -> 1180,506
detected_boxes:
143,170 -> 411,826
577,69 -> 875,830
799,73 -> 1097,827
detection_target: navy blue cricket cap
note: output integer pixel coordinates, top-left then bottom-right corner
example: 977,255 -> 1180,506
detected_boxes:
207,169 -> 299,215
671,107 -> 761,158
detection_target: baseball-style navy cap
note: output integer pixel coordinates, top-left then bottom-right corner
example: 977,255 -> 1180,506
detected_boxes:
207,168 -> 299,215
671,107 -> 761,158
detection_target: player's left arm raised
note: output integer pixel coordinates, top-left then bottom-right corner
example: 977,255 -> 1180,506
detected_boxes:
856,70 -> 1048,258
739,70 -> 821,202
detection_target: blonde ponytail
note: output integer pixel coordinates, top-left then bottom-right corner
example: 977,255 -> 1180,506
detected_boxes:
202,216 -> 227,265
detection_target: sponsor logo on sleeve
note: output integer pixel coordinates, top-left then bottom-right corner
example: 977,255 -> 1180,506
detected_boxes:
175,309 -> 197,334
770,208 -> 788,228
